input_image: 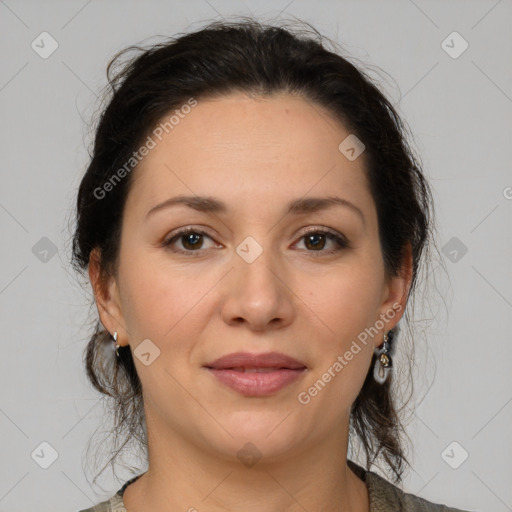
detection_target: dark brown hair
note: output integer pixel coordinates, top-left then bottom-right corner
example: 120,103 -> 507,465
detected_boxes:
71,17 -> 440,484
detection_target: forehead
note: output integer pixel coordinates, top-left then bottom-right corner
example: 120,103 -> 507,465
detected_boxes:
126,92 -> 374,219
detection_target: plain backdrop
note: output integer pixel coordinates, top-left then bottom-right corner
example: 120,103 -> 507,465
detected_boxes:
0,1 -> 511,511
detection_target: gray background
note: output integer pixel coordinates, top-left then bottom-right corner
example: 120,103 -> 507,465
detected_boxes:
1,1 -> 511,511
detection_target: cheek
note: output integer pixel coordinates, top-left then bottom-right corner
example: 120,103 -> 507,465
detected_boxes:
118,247 -> 211,340
315,263 -> 384,343
300,263 -> 383,405
117,258 -> 210,408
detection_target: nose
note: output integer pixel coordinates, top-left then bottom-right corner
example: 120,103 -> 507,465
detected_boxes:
220,246 -> 295,332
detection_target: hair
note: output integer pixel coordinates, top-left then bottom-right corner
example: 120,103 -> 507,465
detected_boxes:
71,17 -> 441,485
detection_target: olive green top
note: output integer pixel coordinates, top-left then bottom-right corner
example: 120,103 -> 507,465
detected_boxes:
78,460 -> 471,511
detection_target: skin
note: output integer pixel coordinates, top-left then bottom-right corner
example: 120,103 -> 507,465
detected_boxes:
89,91 -> 412,512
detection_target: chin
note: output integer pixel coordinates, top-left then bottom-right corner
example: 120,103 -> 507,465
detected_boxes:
204,413 -> 304,462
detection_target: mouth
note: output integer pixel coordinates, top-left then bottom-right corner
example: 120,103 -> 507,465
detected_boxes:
204,351 -> 307,371
220,367 -> 298,372
204,352 -> 307,397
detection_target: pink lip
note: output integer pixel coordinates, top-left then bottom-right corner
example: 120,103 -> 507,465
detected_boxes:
205,351 -> 306,370
204,352 -> 307,397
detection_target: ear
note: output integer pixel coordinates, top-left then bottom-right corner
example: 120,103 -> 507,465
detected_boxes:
377,241 -> 413,339
88,248 -> 129,347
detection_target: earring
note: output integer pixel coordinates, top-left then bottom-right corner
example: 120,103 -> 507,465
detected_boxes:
373,331 -> 393,384
113,331 -> 120,358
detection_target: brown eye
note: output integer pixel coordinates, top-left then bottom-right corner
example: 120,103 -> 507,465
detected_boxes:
163,228 -> 216,254
304,232 -> 327,250
180,232 -> 204,250
295,229 -> 349,255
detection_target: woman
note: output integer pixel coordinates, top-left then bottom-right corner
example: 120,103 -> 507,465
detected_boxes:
73,19 -> 470,512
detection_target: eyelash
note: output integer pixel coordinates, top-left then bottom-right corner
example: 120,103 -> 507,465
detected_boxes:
162,226 -> 349,257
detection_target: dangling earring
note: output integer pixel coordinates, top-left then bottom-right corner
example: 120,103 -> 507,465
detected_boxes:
373,331 -> 393,384
113,331 -> 120,358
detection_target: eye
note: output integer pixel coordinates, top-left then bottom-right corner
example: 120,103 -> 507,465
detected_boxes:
162,227 -> 217,254
293,228 -> 349,255
162,226 -> 349,256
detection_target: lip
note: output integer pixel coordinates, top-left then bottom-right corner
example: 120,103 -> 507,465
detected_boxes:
204,351 -> 307,397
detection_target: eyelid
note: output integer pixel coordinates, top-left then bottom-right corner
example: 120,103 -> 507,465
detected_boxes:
297,225 -> 347,240
165,225 -> 216,240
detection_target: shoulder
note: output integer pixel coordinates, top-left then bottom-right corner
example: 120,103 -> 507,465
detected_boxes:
366,470 -> 472,511
77,492 -> 125,512
79,466 -> 473,512
77,473 -> 144,512
348,460 -> 473,512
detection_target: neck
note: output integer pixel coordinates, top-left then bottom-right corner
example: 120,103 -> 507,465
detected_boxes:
123,410 -> 369,512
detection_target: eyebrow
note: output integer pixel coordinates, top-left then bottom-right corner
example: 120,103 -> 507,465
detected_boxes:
145,194 -> 365,225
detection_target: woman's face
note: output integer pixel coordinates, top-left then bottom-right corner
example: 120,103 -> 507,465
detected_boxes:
92,91 -> 409,464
